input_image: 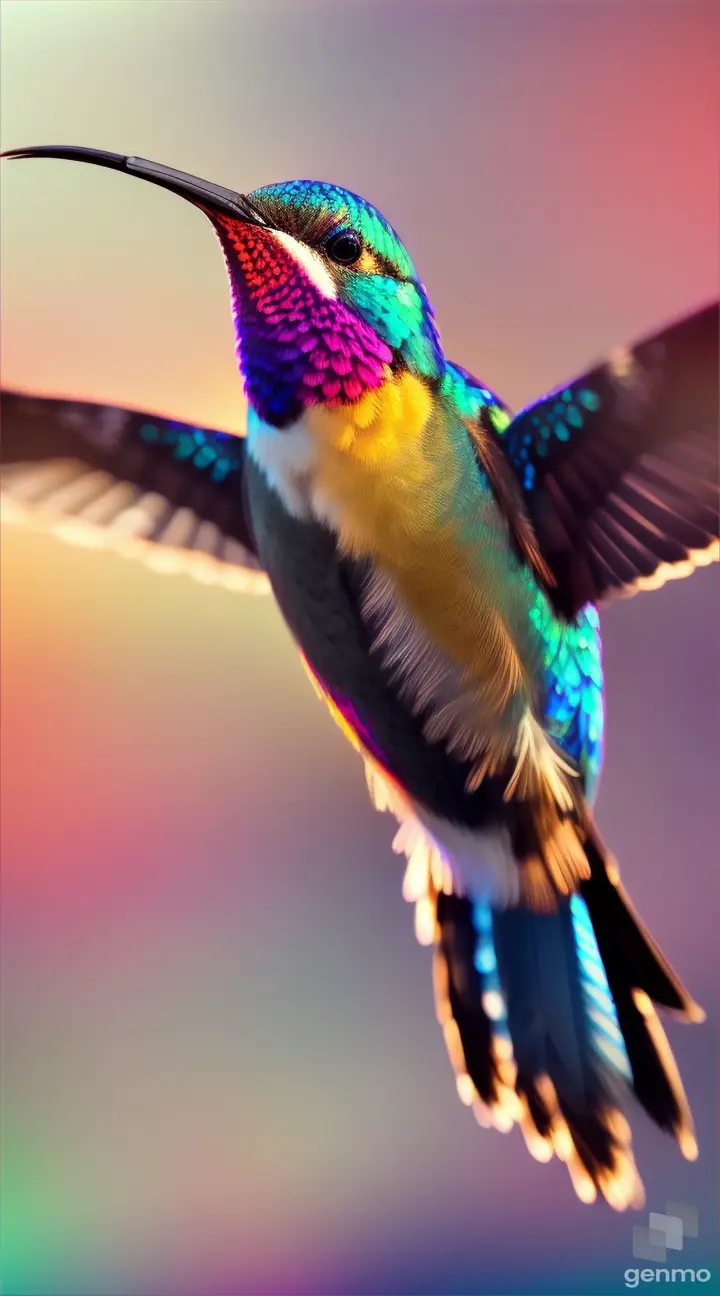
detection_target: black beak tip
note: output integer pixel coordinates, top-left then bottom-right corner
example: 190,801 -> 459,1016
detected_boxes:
0,144 -> 267,227
0,144 -> 129,168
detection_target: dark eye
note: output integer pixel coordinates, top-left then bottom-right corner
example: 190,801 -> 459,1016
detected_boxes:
324,229 -> 362,266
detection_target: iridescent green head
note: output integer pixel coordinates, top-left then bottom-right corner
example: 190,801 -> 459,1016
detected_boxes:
246,178 -> 443,377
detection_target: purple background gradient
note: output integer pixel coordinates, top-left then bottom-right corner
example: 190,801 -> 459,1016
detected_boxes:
1,3 -> 718,1293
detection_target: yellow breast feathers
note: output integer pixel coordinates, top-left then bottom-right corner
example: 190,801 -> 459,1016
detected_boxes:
306,371 -> 539,737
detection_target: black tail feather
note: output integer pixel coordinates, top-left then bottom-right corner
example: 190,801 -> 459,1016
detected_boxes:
581,825 -> 702,1018
434,892 -> 498,1109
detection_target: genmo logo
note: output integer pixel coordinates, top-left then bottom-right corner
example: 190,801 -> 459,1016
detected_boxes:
624,1267 -> 712,1288
624,1202 -> 714,1288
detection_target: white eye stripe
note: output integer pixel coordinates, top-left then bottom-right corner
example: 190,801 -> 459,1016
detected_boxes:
272,230 -> 337,300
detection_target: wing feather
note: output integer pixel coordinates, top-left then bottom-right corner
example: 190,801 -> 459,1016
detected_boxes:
0,390 -> 269,594
492,303 -> 719,617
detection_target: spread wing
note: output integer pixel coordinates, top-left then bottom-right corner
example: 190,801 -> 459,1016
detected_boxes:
0,390 -> 269,593
495,302 -> 719,619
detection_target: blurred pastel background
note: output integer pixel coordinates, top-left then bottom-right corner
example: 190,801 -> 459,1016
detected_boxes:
1,2 -> 718,1293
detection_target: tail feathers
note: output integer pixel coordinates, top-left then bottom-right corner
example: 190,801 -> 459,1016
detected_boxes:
374,752 -> 702,1208
434,893 -> 518,1127
492,898 -> 644,1208
581,826 -> 704,1018
433,891 -> 644,1207
607,981 -> 698,1159
581,824 -> 702,1154
432,853 -> 701,1209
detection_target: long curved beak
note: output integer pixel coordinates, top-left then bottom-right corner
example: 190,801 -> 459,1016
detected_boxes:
0,144 -> 269,227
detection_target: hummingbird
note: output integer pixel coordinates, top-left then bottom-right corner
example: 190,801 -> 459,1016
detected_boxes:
2,145 -> 718,1210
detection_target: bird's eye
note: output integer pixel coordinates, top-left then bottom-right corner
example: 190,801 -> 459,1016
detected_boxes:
324,229 -> 363,266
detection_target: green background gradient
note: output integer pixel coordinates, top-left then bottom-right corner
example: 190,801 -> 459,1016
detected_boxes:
1,3 -> 718,1293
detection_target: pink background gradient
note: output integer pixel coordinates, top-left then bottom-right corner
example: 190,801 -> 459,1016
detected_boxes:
1,3 -> 718,1293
